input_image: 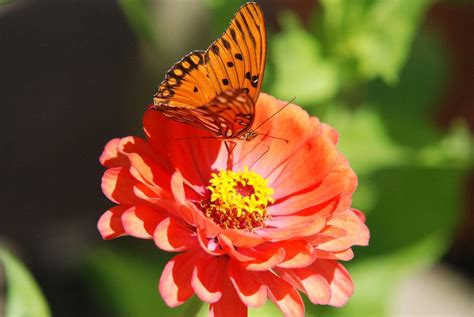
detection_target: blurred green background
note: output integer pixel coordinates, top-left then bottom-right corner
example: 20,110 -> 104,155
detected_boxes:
1,0 -> 473,316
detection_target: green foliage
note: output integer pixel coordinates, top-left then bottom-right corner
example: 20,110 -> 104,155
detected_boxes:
118,0 -> 160,54
0,248 -> 51,317
319,0 -> 432,84
83,244 -> 194,317
270,13 -> 340,107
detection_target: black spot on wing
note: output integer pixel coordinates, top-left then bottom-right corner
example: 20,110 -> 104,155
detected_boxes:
222,38 -> 231,49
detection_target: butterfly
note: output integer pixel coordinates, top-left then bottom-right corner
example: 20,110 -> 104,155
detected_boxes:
151,2 -> 266,141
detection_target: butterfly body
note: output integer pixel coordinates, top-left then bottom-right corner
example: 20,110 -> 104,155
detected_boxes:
152,2 -> 266,140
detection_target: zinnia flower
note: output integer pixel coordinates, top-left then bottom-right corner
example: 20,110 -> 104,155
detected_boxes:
98,93 -> 369,317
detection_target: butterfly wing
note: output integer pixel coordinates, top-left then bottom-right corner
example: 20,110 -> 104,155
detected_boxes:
204,2 -> 266,103
157,88 -> 254,138
152,2 -> 266,137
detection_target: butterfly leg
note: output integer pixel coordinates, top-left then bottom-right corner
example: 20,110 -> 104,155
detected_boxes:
249,141 -> 270,169
224,141 -> 237,170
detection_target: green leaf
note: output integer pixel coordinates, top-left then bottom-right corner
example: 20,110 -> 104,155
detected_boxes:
270,13 -> 339,106
83,244 -> 206,317
320,0 -> 432,84
0,248 -> 51,317
204,0 -> 244,34
365,29 -> 450,148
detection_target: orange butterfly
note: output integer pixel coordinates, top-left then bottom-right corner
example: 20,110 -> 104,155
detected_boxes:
151,2 -> 266,141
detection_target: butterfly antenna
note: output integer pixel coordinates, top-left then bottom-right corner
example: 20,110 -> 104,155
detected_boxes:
252,97 -> 296,132
249,141 -> 270,169
255,133 -> 289,143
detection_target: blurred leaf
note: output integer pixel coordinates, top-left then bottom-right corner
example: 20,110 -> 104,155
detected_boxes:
324,103 -> 407,176
118,0 -> 159,54
84,244 -> 208,317
417,120 -> 474,168
270,13 -> 339,106
0,248 -> 51,317
204,0 -> 243,34
320,0 -> 432,84
366,29 -> 450,148
362,166 -> 465,256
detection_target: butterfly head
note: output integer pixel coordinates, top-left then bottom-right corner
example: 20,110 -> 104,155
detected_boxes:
239,130 -> 259,141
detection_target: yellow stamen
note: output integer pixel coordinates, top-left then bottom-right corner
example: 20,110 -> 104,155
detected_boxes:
202,167 -> 274,230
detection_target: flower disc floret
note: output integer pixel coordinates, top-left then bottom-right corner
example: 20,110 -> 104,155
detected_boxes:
203,167 -> 274,230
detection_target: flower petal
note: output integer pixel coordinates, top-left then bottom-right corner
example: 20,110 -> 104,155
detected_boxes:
277,240 -> 316,269
275,267 -> 332,305
229,259 -> 267,308
315,249 -> 354,261
97,205 -> 128,239
99,138 -> 129,168
270,156 -> 356,215
233,94 -> 314,177
191,254 -> 226,303
313,209 -> 370,252
321,122 -> 339,145
143,109 -> 225,187
122,205 -> 166,239
101,167 -> 155,205
209,276 -> 247,317
269,134 -> 339,201
220,229 -> 267,248
255,217 -> 326,240
314,260 -> 354,307
118,136 -> 172,193
159,251 -> 196,307
154,217 -> 198,252
259,271 -> 305,317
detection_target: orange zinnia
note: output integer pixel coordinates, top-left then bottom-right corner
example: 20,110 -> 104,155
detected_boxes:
98,93 -> 369,317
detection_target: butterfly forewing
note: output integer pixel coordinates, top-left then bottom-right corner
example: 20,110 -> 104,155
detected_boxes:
206,2 -> 266,103
154,51 -> 213,108
152,2 -> 266,139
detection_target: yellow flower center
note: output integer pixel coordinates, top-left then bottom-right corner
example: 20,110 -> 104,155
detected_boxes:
202,167 -> 274,230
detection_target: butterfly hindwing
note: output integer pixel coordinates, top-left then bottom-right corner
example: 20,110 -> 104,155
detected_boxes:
157,89 -> 254,138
